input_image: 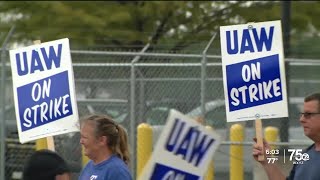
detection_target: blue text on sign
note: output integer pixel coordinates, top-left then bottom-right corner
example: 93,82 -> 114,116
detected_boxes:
166,118 -> 215,167
226,26 -> 274,54
15,43 -> 62,76
226,54 -> 282,111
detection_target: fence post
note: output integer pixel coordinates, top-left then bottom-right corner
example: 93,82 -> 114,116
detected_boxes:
137,123 -> 153,179
0,25 -> 15,180
230,124 -> 244,180
129,44 -> 150,178
200,33 -> 217,118
265,126 -> 279,150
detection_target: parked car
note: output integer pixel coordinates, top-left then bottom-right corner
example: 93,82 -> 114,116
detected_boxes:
77,97 -> 198,125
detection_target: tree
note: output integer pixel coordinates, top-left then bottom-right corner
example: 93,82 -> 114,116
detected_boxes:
0,1 -> 320,57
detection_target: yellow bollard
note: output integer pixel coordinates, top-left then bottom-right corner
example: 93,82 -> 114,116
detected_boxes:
137,123 -> 153,179
35,138 -> 48,150
230,124 -> 244,180
205,161 -> 214,180
205,125 -> 214,180
82,146 -> 90,167
265,126 -> 279,151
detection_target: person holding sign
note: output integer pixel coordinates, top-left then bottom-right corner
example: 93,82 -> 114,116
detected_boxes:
253,92 -> 320,180
23,149 -> 72,180
79,114 -> 132,180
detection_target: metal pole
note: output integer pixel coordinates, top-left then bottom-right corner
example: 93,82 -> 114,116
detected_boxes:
71,50 -> 221,59
0,25 -> 15,180
130,43 -> 150,177
282,1 -> 291,57
281,1 -> 291,147
201,33 -> 217,122
137,70 -> 145,124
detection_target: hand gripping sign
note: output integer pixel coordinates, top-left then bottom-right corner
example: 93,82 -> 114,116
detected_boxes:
220,20 -> 289,161
139,109 -> 221,180
10,38 -> 79,144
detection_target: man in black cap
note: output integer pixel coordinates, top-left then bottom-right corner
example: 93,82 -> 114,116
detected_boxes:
23,149 -> 71,180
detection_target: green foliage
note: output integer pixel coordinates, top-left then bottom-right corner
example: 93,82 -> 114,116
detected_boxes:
0,1 -> 320,58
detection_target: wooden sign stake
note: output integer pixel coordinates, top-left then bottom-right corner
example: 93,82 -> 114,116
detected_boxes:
255,118 -> 264,161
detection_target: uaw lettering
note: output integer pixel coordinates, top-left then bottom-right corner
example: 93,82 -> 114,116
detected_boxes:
226,26 -> 274,54
225,25 -> 282,111
150,118 -> 215,179
15,43 -> 62,76
166,118 -> 214,166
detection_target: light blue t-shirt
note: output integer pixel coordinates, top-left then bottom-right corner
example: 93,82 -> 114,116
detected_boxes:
79,155 -> 132,180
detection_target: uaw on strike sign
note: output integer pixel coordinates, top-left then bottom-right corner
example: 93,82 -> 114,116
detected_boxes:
220,20 -> 288,122
10,38 -> 79,143
139,109 -> 221,180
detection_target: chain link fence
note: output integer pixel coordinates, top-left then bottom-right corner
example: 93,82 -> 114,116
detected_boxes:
1,47 -> 320,179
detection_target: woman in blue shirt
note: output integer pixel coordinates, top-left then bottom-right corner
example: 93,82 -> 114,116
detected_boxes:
79,114 -> 132,180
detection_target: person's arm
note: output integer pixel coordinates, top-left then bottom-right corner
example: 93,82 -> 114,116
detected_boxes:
252,138 -> 286,180
261,163 -> 286,180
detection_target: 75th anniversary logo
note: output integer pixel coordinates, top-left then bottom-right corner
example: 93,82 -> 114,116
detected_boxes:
266,149 -> 310,164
